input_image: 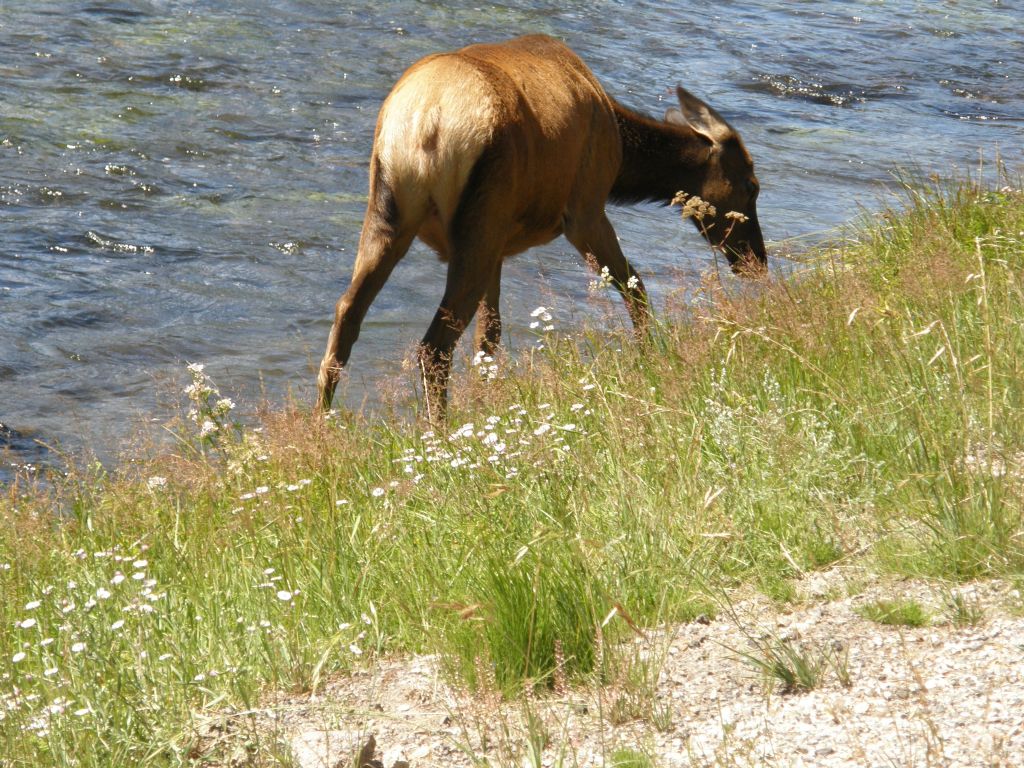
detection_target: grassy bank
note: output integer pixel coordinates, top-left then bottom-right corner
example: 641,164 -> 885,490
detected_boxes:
2,178 -> 1023,766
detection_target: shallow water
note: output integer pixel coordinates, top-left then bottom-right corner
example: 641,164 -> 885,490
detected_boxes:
1,1 -> 1021,478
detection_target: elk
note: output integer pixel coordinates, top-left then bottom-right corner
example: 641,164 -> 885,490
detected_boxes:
318,34 -> 765,421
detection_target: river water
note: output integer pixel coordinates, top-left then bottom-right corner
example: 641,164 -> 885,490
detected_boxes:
1,1 -> 1021,479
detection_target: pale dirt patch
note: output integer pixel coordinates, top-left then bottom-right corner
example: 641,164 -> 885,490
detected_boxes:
203,570 -> 1024,767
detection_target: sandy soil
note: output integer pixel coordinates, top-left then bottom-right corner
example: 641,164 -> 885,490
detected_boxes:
199,569 -> 1024,767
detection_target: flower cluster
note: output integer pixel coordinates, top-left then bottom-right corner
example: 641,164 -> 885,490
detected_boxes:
384,378 -> 599,489
527,306 -> 557,351
589,265 -> 640,293
184,363 -> 237,447
591,266 -> 615,291
472,350 -> 499,381
2,545 -> 167,735
703,368 -> 885,508
672,191 -> 717,221
529,306 -> 554,332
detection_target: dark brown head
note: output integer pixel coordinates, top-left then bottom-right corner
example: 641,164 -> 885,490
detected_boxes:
666,86 -> 766,274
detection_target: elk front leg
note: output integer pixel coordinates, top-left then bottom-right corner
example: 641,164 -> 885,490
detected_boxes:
565,210 -> 651,334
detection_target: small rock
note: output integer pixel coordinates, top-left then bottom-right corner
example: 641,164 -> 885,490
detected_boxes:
410,745 -> 430,760
355,735 -> 383,768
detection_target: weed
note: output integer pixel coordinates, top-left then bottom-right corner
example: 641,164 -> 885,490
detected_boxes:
734,634 -> 834,694
857,598 -> 932,627
609,746 -> 656,768
943,589 -> 986,627
595,630 -> 675,731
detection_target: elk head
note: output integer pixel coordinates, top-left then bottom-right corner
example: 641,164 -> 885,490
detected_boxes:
666,86 -> 766,274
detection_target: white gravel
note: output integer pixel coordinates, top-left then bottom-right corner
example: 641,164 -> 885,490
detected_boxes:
209,571 -> 1024,767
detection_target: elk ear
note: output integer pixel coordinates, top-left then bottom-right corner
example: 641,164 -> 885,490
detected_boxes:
664,108 -> 688,127
671,86 -> 734,143
664,108 -> 714,148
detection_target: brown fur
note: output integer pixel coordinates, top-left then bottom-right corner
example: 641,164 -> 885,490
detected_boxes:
317,34 -> 766,421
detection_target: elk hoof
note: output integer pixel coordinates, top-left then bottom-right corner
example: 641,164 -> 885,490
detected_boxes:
316,361 -> 342,413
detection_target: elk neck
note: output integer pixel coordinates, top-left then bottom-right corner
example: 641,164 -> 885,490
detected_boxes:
608,100 -> 713,206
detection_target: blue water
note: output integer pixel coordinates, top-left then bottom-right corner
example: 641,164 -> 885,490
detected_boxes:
1,1 -> 1021,479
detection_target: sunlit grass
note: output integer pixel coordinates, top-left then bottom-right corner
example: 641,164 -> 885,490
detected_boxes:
857,598 -> 932,628
1,177 -> 1022,765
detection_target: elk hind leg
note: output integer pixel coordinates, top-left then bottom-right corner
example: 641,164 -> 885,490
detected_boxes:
419,245 -> 506,423
473,257 -> 503,358
419,168 -> 512,421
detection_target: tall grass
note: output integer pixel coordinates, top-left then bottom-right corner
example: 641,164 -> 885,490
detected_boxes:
1,178 -> 1022,766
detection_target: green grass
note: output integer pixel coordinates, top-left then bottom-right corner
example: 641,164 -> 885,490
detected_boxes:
857,598 -> 932,627
943,589 -> 986,627
1,177 -> 1023,765
733,635 -> 843,694
609,747 -> 657,768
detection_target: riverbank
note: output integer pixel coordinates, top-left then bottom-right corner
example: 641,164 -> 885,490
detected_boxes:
2,178 -> 1023,767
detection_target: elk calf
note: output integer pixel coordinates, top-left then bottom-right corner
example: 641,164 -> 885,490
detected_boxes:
318,34 -> 765,421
